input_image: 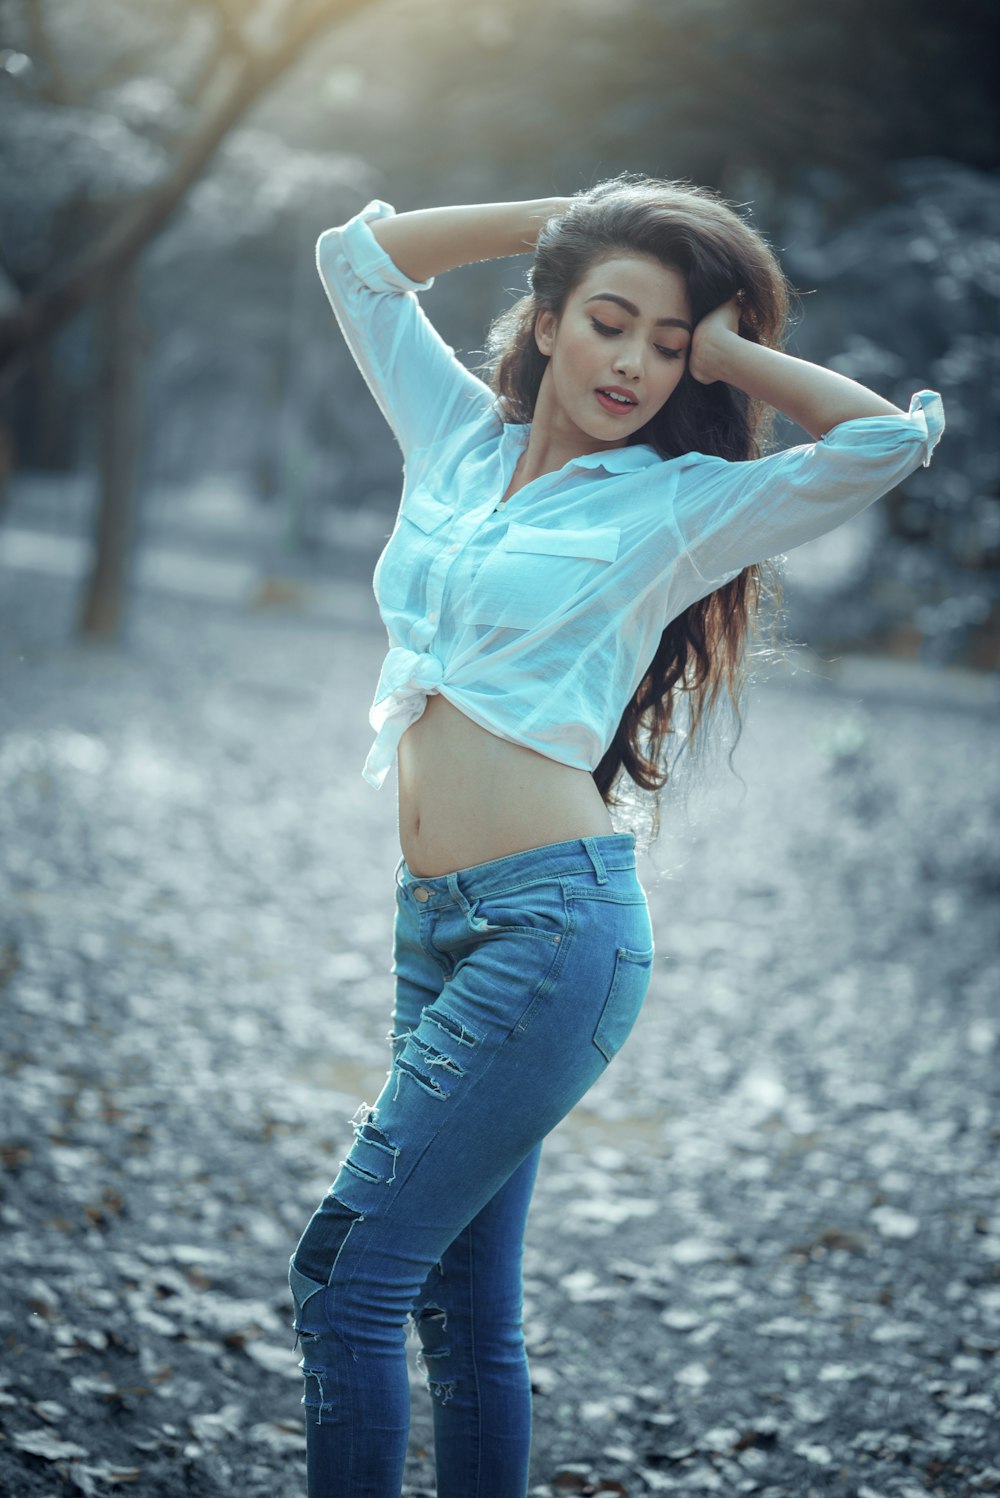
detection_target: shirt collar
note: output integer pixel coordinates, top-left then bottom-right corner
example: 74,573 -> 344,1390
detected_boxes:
500,422 -> 660,476
568,445 -> 660,474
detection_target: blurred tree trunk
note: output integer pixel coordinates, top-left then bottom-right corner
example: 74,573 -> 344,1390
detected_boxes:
78,263 -> 142,639
0,0 -> 368,641
0,0 -> 366,389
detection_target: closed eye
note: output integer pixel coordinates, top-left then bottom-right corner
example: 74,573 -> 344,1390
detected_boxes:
590,316 -> 684,361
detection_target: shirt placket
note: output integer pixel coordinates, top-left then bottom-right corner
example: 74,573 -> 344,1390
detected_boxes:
410,435 -> 530,650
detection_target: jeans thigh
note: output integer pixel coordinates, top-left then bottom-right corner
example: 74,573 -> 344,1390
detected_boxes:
376,869 -> 655,1184
340,909 -> 572,1213
291,855 -> 654,1322
290,899 -> 564,1303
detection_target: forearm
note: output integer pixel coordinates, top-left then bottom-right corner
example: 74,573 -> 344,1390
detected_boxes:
367,197 -> 572,283
699,331 -> 903,441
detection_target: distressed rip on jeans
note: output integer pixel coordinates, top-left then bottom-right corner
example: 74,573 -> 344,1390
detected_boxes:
414,1302 -> 458,1405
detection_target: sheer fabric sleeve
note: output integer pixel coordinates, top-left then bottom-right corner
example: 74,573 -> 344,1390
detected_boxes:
673,390 -> 945,586
315,198 -> 497,461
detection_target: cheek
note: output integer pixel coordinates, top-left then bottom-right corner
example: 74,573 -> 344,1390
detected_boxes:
557,340 -> 594,389
569,333 -> 597,373
650,363 -> 686,413
652,363 -> 680,397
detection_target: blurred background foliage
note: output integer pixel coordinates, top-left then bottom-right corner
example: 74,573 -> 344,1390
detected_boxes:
0,0 -> 998,661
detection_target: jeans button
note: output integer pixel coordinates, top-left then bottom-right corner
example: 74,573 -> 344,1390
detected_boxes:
413,886 -> 431,903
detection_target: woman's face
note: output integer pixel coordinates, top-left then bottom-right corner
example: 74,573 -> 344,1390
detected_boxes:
534,253 -> 693,447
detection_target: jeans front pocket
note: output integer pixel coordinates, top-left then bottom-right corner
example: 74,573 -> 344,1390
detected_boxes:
592,944 -> 654,1063
462,877 -> 568,945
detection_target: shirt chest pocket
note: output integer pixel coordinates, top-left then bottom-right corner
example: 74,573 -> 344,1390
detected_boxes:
467,521 -> 621,631
374,485 -> 452,609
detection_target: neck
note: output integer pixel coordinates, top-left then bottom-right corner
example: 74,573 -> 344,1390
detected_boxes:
515,365 -> 626,487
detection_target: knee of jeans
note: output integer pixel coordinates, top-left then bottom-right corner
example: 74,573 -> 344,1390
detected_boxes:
289,1190 -> 366,1367
289,1259 -> 328,1331
289,1247 -> 362,1425
291,1190 -> 365,1292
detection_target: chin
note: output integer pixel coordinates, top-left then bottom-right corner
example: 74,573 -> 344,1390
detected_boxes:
582,410 -> 640,439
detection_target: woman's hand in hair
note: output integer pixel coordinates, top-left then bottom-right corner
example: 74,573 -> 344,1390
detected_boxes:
688,296 -> 742,386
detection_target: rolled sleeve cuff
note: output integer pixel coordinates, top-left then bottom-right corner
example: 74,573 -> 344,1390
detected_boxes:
322,199 -> 436,296
907,389 -> 946,467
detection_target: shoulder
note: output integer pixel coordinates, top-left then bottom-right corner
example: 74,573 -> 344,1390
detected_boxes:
406,398 -> 506,487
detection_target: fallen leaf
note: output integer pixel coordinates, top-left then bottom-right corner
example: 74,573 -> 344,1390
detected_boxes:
869,1205 -> 920,1239
12,1427 -> 89,1460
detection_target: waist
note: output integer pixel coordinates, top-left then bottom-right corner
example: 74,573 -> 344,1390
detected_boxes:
397,694 -> 615,877
396,831 -> 638,905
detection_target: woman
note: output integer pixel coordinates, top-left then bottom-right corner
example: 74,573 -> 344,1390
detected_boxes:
289,174 -> 943,1497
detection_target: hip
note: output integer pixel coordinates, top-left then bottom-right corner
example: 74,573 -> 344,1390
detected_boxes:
392,832 -> 654,1062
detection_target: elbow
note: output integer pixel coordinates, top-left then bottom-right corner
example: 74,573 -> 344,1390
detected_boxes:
316,224 -> 345,265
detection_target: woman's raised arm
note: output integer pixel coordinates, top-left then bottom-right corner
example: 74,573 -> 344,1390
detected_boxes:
316,196 -> 564,464
689,296 -> 903,439
368,198 -> 572,283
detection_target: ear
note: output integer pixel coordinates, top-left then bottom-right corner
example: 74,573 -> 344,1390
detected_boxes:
534,306 -> 558,357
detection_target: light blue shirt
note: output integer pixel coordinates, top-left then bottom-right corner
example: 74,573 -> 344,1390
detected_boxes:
316,199 -> 945,790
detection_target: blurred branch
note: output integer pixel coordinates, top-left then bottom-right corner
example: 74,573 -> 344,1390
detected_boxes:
24,0 -> 74,104
83,38 -> 202,103
203,0 -> 257,59
180,26 -> 237,109
26,0 -> 180,105
182,0 -> 273,109
0,0 -> 369,392
73,0 -> 254,105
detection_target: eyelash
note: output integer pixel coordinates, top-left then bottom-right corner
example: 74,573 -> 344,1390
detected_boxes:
590,316 -> 683,361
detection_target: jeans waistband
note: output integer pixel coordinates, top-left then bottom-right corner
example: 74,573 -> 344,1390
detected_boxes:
395,832 -> 637,907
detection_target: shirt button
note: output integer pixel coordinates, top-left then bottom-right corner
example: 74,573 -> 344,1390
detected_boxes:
413,886 -> 431,903
428,611 -> 438,623
447,542 -> 458,554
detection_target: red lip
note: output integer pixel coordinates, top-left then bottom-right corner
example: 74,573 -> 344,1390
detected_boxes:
595,387 -> 639,414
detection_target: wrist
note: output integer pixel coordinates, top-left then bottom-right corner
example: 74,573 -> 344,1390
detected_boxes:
691,324 -> 742,386
517,197 -> 571,249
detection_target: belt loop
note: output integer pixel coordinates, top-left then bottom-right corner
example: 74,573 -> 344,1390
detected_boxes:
582,836 -> 608,885
446,871 -> 468,910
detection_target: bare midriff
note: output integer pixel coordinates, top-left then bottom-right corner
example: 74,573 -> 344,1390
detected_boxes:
396,694 -> 614,878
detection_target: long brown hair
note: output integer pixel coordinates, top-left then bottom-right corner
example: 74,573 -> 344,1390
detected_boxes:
481,174 -> 792,835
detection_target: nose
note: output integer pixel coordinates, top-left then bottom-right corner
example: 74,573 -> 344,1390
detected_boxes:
612,341 -> 642,380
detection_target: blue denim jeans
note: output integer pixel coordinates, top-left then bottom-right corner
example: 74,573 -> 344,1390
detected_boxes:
288,832 -> 654,1498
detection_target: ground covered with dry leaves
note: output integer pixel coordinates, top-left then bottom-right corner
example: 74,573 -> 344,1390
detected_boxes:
1,578 -> 998,1498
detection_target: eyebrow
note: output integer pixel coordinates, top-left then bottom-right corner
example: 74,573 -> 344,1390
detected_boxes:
585,292 -> 692,333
